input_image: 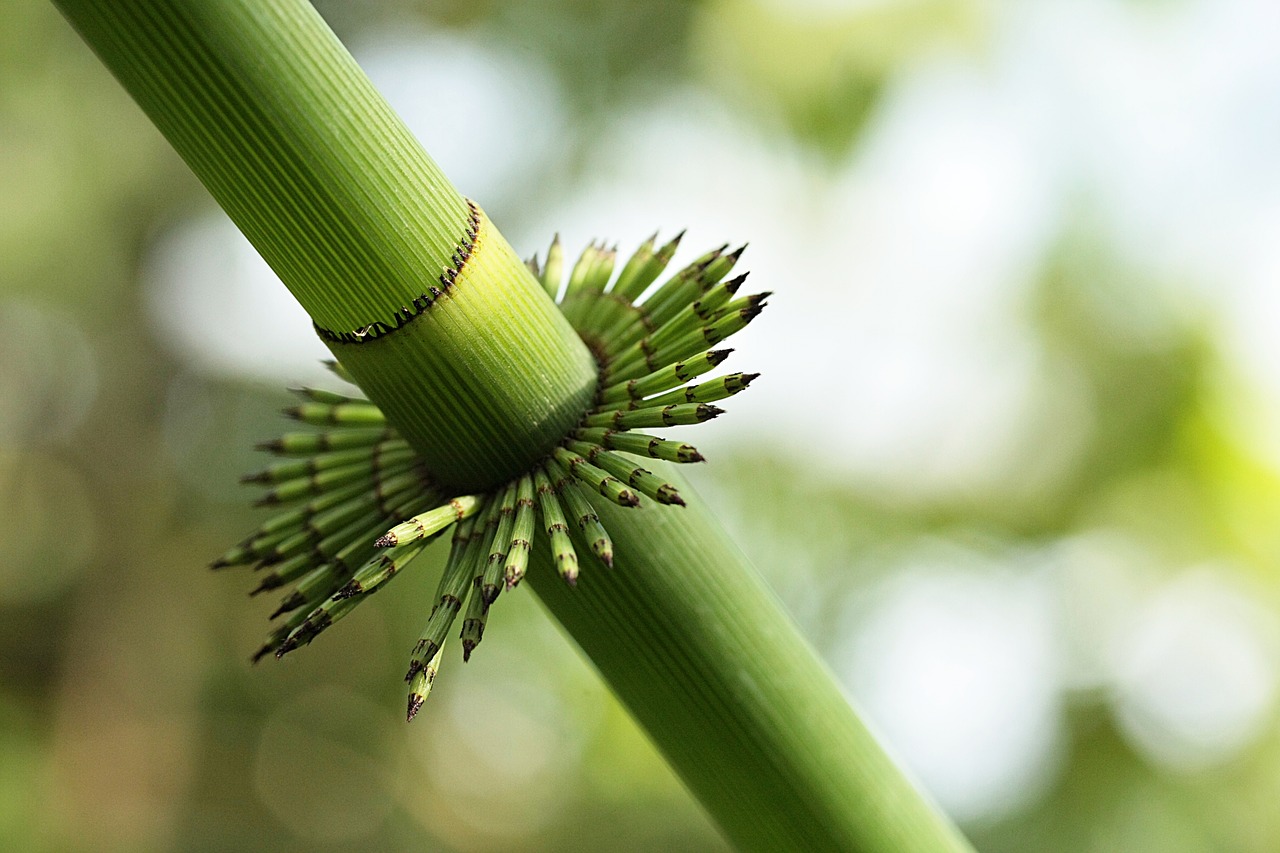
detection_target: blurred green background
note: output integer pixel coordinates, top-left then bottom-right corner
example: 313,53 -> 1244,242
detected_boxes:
6,0 -> 1280,850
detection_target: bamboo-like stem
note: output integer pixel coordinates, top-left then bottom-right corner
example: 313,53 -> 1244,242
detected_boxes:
53,1 -> 974,850
528,466 -> 971,852
55,0 -> 467,333
55,0 -> 596,490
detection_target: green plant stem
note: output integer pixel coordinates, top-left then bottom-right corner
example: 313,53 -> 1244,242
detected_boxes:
54,1 -> 974,849
55,0 -> 597,490
529,465 -> 971,852
56,0 -> 466,333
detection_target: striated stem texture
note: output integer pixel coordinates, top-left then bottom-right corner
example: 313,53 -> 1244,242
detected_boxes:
54,0 -> 974,850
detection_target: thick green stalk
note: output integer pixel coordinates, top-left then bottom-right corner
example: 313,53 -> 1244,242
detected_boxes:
56,0 -> 596,489
54,1 -> 973,849
57,0 -> 467,332
528,465 -> 970,852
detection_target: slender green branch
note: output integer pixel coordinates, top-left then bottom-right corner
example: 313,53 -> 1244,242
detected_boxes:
53,1 -> 974,850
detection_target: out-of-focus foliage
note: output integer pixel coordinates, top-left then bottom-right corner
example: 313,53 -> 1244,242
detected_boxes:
692,0 -> 983,160
6,0 -> 1280,850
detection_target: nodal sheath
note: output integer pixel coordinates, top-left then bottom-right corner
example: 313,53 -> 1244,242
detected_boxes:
325,206 -> 598,493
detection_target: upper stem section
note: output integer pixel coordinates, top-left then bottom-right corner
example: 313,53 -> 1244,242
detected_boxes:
57,0 -> 468,333
57,0 -> 599,489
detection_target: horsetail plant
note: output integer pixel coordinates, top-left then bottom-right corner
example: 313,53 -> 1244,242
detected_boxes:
217,235 -> 766,715
55,1 -> 973,850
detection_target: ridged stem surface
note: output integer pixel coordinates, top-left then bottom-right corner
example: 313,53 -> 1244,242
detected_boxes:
326,208 -> 597,489
528,466 -> 972,853
55,0 -> 598,489
54,1 -> 974,849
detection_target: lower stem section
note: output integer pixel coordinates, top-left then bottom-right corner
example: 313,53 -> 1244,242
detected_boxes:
525,466 -> 972,853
